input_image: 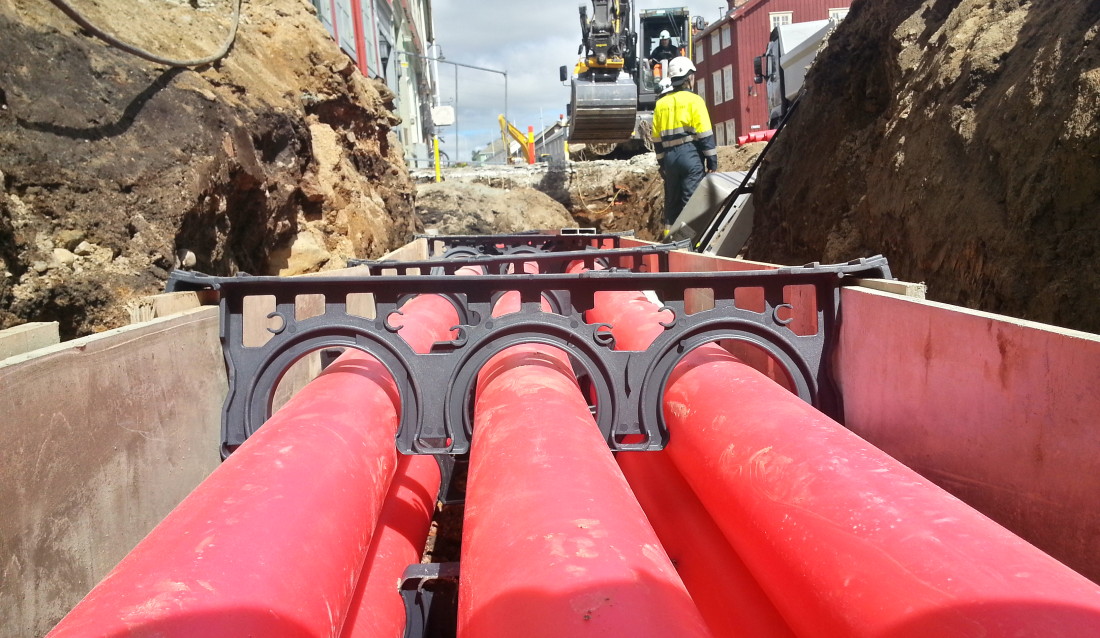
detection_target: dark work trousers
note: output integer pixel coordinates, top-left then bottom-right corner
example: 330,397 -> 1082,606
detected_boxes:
662,143 -> 705,225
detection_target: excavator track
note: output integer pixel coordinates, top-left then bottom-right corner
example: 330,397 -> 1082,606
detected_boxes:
569,76 -> 638,143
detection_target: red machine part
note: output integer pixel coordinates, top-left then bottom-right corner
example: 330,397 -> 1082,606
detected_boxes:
457,271 -> 712,637
589,286 -> 1100,637
49,283 -> 463,637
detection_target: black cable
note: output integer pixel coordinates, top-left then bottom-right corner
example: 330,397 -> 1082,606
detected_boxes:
46,0 -> 242,68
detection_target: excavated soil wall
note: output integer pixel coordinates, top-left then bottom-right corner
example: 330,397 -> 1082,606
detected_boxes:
751,0 -> 1100,332
0,0 -> 417,337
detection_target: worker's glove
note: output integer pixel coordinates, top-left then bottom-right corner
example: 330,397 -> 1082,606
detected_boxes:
705,156 -> 718,173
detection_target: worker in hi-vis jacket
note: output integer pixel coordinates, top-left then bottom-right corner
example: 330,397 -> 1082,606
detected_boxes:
652,56 -> 717,236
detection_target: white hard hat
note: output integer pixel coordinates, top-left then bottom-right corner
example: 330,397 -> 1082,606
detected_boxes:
667,56 -> 696,81
659,30 -> 671,39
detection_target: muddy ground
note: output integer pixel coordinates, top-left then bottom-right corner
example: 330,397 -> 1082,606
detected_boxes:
416,182 -> 576,235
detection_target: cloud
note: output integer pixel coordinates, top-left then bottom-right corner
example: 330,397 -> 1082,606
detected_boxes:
430,0 -> 726,160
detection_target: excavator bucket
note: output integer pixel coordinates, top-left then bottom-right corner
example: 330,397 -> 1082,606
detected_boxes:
568,76 -> 638,143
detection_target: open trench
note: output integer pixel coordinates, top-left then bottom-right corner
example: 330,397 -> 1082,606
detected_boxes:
45,235 -> 1100,637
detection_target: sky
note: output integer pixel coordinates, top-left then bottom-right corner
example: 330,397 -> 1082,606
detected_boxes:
428,1 -> 730,162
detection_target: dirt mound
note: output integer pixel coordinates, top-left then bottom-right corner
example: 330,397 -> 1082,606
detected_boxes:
420,144 -> 766,241
568,144 -> 766,237
416,182 -> 576,235
751,0 -> 1100,332
568,154 -> 662,236
0,0 -> 416,337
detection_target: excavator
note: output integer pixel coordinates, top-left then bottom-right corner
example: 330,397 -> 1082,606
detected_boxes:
562,2 -> 700,155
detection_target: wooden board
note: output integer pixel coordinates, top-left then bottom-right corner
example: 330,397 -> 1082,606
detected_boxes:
836,287 -> 1100,583
852,277 -> 926,299
126,291 -> 202,324
0,322 -> 59,361
0,308 -> 225,636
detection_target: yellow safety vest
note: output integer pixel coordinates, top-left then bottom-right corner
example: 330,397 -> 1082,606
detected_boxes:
652,89 -> 717,165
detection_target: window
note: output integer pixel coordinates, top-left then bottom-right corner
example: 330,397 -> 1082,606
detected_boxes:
711,33 -> 721,55
721,25 -> 731,49
715,124 -> 727,146
696,77 -> 706,103
712,70 -> 723,104
335,0 -> 357,58
315,0 -> 335,37
769,11 -> 793,30
829,8 -> 849,21
694,40 -> 704,63
725,121 -> 737,145
722,65 -> 734,103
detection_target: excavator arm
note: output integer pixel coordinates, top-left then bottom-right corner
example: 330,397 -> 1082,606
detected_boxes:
581,0 -> 630,70
568,0 -> 639,144
498,115 -> 528,148
498,115 -> 535,164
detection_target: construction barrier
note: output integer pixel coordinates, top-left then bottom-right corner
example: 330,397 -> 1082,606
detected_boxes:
526,125 -> 536,165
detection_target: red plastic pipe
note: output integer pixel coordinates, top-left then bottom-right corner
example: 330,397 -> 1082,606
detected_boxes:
340,453 -> 441,638
591,285 -> 1100,637
50,282 -> 462,637
458,346 -> 712,637
587,286 -> 795,635
617,451 -> 795,638
736,129 -> 776,147
457,273 -> 711,637
333,283 -> 467,637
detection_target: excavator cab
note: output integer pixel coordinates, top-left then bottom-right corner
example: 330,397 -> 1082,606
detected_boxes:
566,4 -> 696,151
637,9 -> 692,108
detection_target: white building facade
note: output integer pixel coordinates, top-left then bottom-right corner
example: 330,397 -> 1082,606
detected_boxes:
311,0 -> 437,166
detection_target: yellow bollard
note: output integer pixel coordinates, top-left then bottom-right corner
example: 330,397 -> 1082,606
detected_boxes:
434,135 -> 442,182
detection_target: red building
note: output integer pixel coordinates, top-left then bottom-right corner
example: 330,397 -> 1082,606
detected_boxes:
693,0 -> 852,143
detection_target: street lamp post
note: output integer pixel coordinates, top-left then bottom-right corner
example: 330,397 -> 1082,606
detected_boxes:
455,64 -> 458,162
397,50 -> 508,163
